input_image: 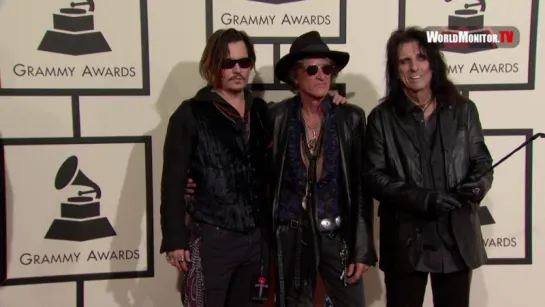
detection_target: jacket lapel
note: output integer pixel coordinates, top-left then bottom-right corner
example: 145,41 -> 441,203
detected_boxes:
270,99 -> 293,232
392,107 -> 421,152
272,100 -> 293,179
439,104 -> 457,168
334,106 -> 352,209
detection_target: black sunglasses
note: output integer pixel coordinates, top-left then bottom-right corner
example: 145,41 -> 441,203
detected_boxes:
222,57 -> 253,69
301,64 -> 336,76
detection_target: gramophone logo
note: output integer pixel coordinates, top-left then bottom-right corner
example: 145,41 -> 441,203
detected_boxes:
423,0 -> 520,54
44,155 -> 117,242
479,206 -> 495,226
37,0 -> 112,56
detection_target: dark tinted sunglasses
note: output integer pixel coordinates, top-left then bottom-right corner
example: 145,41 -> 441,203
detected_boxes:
222,57 -> 253,69
301,64 -> 336,76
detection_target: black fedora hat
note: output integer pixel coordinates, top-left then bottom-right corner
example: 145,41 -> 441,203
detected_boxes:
274,31 -> 350,84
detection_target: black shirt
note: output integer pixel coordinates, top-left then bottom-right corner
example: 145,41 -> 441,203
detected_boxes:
409,105 -> 466,274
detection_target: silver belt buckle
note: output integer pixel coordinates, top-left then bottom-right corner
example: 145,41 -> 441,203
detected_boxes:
319,216 -> 342,232
335,216 -> 342,228
320,219 -> 332,231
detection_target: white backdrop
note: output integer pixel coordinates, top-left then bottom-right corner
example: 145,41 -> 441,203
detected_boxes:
0,0 -> 544,306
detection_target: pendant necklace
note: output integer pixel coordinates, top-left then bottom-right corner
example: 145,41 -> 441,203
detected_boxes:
419,97 -> 434,112
306,124 -> 319,154
302,122 -> 320,210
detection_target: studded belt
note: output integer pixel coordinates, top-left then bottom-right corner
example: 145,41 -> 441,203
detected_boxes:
283,216 -> 342,232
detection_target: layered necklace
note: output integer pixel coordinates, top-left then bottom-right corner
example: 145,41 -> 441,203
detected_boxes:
305,122 -> 320,154
300,110 -> 324,211
417,96 -> 435,112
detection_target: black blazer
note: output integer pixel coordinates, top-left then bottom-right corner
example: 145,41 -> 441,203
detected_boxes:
363,96 -> 493,274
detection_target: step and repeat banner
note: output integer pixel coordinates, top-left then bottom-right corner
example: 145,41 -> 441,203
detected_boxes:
0,0 -> 543,307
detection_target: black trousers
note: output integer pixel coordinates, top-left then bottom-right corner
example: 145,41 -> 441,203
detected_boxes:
384,269 -> 472,307
198,223 -> 263,307
277,225 -> 365,307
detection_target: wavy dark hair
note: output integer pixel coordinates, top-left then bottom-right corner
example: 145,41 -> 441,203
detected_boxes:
382,26 -> 462,105
199,28 -> 256,87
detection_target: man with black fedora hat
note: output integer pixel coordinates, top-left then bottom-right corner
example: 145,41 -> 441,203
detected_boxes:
267,30 -> 377,306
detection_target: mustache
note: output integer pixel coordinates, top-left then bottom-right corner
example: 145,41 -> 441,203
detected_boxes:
229,74 -> 245,81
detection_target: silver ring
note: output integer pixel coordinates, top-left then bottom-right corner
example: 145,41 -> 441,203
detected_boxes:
178,257 -> 185,262
472,187 -> 480,195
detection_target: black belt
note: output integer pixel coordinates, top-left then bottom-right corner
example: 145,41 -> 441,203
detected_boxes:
280,216 -> 342,232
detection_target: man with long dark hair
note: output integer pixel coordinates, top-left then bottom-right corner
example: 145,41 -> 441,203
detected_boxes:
363,26 -> 493,307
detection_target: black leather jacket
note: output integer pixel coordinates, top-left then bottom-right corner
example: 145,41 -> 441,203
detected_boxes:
363,95 -> 493,273
267,96 -> 377,265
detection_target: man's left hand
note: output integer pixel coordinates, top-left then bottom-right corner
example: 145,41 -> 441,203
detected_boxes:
346,263 -> 369,284
457,181 -> 485,203
329,90 -> 347,105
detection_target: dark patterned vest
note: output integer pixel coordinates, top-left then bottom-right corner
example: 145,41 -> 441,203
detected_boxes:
277,102 -> 341,221
186,100 -> 268,232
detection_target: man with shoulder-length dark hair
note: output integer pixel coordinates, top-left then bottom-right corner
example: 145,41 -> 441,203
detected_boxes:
160,28 -> 270,307
363,26 -> 493,307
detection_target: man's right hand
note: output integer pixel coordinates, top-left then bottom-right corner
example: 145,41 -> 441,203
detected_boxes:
185,178 -> 196,195
167,249 -> 191,272
428,192 -> 462,215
